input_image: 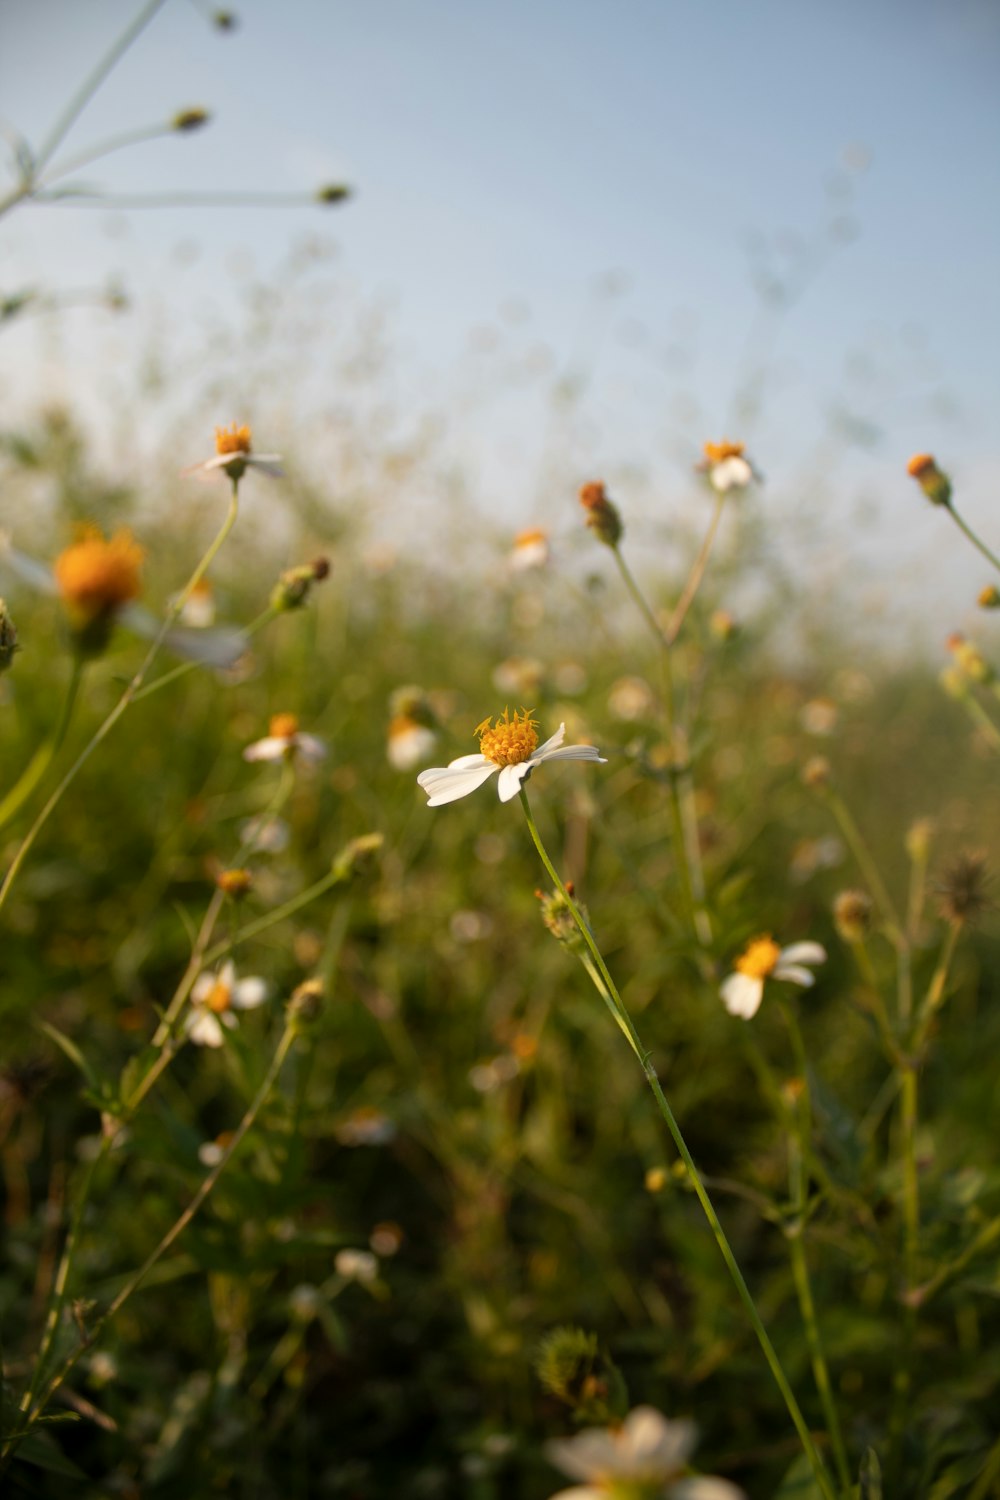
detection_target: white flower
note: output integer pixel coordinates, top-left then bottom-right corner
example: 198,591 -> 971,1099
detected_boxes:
186,960 -> 268,1047
334,1248 -> 378,1284
547,1406 -> 744,1500
698,440 -> 759,495
172,578 -> 216,628
186,422 -> 283,481
243,712 -> 327,764
417,710 -> 606,807
387,715 -> 437,770
720,935 -> 827,1020
509,527 -> 550,571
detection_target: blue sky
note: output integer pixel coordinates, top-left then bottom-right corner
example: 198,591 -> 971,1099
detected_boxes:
1,0 -> 998,641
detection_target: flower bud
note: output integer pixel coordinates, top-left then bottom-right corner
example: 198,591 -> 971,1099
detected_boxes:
578,481 -> 623,548
801,755 -> 832,789
172,107 -> 211,132
270,557 -> 331,612
904,817 -> 934,863
0,599 -> 18,674
317,184 -> 351,205
907,453 -> 952,507
287,977 -> 324,1025
709,608 -> 738,642
216,867 -> 253,898
331,831 -> 384,883
947,632 -> 994,685
977,585 -> 1000,610
536,885 -> 586,952
833,889 -> 873,944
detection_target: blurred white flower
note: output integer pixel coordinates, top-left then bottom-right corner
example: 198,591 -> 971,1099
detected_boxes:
720,936 -> 826,1020
172,577 -> 216,628
608,675 -> 655,722
186,422 -> 283,482
800,697 -> 839,736
335,1248 -> 378,1284
244,712 -> 327,764
547,1406 -> 743,1500
388,715 -> 437,770
186,960 -> 268,1047
417,711 -> 605,807
509,527 -> 550,572
698,440 -> 759,495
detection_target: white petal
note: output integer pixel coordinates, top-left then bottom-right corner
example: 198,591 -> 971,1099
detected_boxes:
219,961 -> 236,989
232,977 -> 268,1010
187,1010 -> 225,1047
546,1490 -> 603,1500
191,973 -> 214,1003
772,964 -> 816,988
445,753 -> 494,771
246,456 -> 285,477
118,604 -> 247,667
0,538 -> 59,595
672,1479 -> 746,1500
546,1430 -> 621,1482
720,972 -> 764,1019
778,941 -> 827,967
497,761 -> 533,802
534,744 -> 607,766
294,733 -> 328,761
534,722 -> 567,756
243,736 -> 289,762
622,1408 -> 695,1468
417,762 -> 497,806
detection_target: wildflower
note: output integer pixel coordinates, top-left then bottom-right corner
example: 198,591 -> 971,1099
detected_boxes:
709,609 -> 738,642
547,1406 -> 743,1500
907,452 -> 952,507
187,422 -> 283,482
801,755 -> 832,789
243,712 -> 327,763
493,655 -> 546,698
0,599 -> 18,673
833,889 -> 873,944
720,935 -> 826,1020
800,696 -> 838,736
174,577 -> 216,628
937,852 -> 991,927
946,632 -> 994,685
509,527 -> 551,571
334,1248 -> 378,1284
270,556 -> 331,612
369,1221 -> 403,1256
171,107 -> 211,132
978,585 -> 1000,610
578,481 -> 624,547
417,709 -> 606,807
698,440 -> 758,495
608,675 -> 655,722
388,714 -> 437,770
186,961 -> 268,1047
215,867 -> 253,898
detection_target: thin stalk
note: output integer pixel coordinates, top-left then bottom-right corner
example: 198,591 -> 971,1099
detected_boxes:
132,604 -> 278,703
914,922 -> 960,1048
0,481 -> 240,920
825,790 -> 904,946
518,790 -> 836,1500
0,657 -> 84,832
202,867 -> 343,968
38,121 -> 175,187
665,491 -> 727,644
33,190 -> 337,209
956,690 -> 1000,755
946,505 -> 1000,577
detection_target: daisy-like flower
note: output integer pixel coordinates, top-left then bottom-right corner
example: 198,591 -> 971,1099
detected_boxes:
187,422 -> 284,482
417,708 -> 606,807
546,1406 -> 743,1500
720,934 -> 827,1020
172,577 -> 216,628
243,712 -> 327,764
388,714 -> 437,770
509,526 -> 551,572
698,440 -> 759,495
186,961 -> 268,1047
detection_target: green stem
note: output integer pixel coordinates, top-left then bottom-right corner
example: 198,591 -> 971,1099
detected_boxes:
947,505 -> 1000,577
38,121 -> 174,187
956,690 -> 1000,756
665,491 -> 727,645
825,789 -> 904,946
132,604 -> 278,704
914,922 -> 960,1048
0,657 -> 84,832
518,790 -> 836,1500
202,868 -> 344,968
0,482 -> 240,920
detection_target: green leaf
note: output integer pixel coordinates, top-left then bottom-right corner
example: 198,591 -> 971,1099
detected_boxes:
773,1452 -> 826,1500
859,1447 -> 882,1500
37,1021 -> 100,1093
10,1427 -> 87,1480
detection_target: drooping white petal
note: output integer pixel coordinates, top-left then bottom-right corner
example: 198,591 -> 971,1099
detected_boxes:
218,961 -> 236,990
417,761 -> 497,806
709,456 -> 754,493
0,536 -> 59,595
246,456 -> 285,477
497,761 -> 534,802
772,964 -> 816,988
778,941 -> 827,967
534,722 -> 567,757
720,971 -> 764,1019
187,1010 -> 225,1047
547,1430 -> 622,1482
535,744 -> 607,766
232,977 -> 268,1010
243,736 -> 290,762
119,603 -> 247,667
547,1488 -> 603,1500
294,733 -> 328,761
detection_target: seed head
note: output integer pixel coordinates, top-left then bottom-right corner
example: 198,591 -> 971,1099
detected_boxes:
287,978 -> 324,1026
833,889 -> 873,944
271,557 -> 331,611
907,452 -> 952,507
937,852 -> 991,927
172,107 -> 211,132
578,480 -> 623,547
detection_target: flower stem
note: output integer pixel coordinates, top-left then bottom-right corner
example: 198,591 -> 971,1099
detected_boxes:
946,505 -> 1000,577
132,604 -> 279,704
665,492 -> 727,645
0,482 -> 240,920
0,656 -> 84,832
518,790 -> 837,1500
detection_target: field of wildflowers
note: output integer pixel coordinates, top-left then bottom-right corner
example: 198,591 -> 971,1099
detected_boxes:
2,9 -> 1000,1500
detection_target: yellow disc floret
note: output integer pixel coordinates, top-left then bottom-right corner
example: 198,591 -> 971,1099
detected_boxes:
735,935 -> 781,980
269,712 -> 300,740
54,525 -> 145,623
515,527 -> 548,548
476,707 -> 539,766
703,439 -> 745,465
206,979 -> 233,1013
215,422 -> 252,456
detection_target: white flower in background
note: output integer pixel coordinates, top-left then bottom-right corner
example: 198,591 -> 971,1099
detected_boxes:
334,1248 -> 378,1284
608,674 -> 656,722
186,422 -> 284,482
243,712 -> 327,764
492,655 -> 546,698
799,696 -> 839,736
387,714 -> 437,770
720,935 -> 827,1020
417,709 -> 605,807
509,526 -> 551,572
698,440 -> 759,495
172,577 -> 216,628
546,1406 -> 744,1500
239,814 -> 291,853
186,961 -> 268,1047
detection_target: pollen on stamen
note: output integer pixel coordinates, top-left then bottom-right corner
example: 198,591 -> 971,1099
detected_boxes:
703,439 -> 745,465
215,422 -> 253,457
269,712 -> 300,739
735,935 -> 781,979
476,707 -> 540,766
206,980 -> 233,1013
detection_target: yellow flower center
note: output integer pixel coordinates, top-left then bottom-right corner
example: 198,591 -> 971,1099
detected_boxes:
906,452 -> 936,478
269,712 -> 300,739
476,707 -> 539,766
215,422 -> 252,456
53,526 -> 145,620
515,527 -> 547,547
206,979 -> 233,1013
703,439 -> 745,464
736,935 -> 782,980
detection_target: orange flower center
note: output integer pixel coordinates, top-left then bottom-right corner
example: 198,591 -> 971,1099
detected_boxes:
735,935 -> 781,980
53,526 -> 145,619
269,712 -> 300,739
476,708 -> 539,766
907,452 -> 936,478
215,422 -> 252,456
206,979 -> 233,1013
703,439 -> 745,465
515,527 -> 547,547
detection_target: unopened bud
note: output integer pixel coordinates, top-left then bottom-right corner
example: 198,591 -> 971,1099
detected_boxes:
905,817 -> 934,863
644,1167 -> 667,1194
216,867 -> 253,898
287,977 -> 324,1025
270,557 -> 331,611
709,608 -> 738,642
977,585 -> 1000,610
907,453 -> 952,507
802,755 -> 832,789
172,107 -> 211,132
317,184 -> 351,205
833,889 -> 873,944
947,632 -> 994,685
213,10 -> 238,30
536,885 -> 585,951
0,599 -> 18,673
332,831 -> 384,882
578,481 -> 623,548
